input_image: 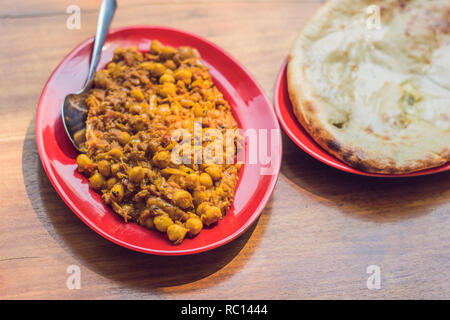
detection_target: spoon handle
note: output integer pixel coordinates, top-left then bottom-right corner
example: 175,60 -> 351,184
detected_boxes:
84,0 -> 117,90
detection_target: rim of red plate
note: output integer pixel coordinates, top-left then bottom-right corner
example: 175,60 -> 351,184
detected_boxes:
274,58 -> 449,178
35,25 -> 282,255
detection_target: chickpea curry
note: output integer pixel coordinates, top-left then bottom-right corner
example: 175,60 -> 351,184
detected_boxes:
76,41 -> 241,245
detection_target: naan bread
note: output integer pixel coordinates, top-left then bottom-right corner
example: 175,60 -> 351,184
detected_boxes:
288,0 -> 450,173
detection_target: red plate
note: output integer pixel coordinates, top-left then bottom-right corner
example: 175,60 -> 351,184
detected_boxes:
36,26 -> 282,255
274,59 -> 449,177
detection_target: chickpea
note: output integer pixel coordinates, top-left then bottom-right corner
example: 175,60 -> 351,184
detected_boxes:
89,172 -> 105,190
205,165 -> 222,181
76,154 -> 93,172
132,118 -> 146,131
159,82 -> 177,98
143,216 -> 154,229
164,59 -> 177,70
150,40 -> 163,55
148,140 -> 160,154
118,131 -> 131,145
122,204 -> 133,218
138,62 -> 154,70
185,173 -> 200,190
106,177 -> 118,189
178,46 -> 197,59
196,202 -> 210,216
167,174 -> 186,189
174,69 -> 192,84
130,89 -> 145,101
161,46 -> 176,60
111,163 -> 121,176
159,73 -> 175,84
153,214 -> 174,232
129,166 -> 145,183
110,184 -> 124,202
191,79 -> 203,88
130,103 -> 145,114
73,129 -> 86,146
172,190 -> 193,209
157,104 -> 172,117
146,198 -> 157,211
167,224 -> 188,244
192,103 -> 203,117
150,63 -> 166,77
94,70 -> 109,88
107,62 -> 116,72
108,148 -> 123,159
114,46 -> 124,56
202,205 -> 222,226
180,99 -> 194,108
185,217 -> 203,237
199,172 -> 213,188
193,190 -> 210,205
152,151 -> 171,168
97,160 -> 111,177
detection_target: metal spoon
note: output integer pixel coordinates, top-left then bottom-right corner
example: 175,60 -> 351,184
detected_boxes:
62,0 -> 117,152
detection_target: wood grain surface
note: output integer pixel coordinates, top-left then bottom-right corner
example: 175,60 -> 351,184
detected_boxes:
0,0 -> 449,300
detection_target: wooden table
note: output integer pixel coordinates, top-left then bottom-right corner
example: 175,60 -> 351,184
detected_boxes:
1,0 -> 449,300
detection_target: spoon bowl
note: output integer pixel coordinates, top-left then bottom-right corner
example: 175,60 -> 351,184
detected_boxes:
62,92 -> 89,151
61,0 -> 116,152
